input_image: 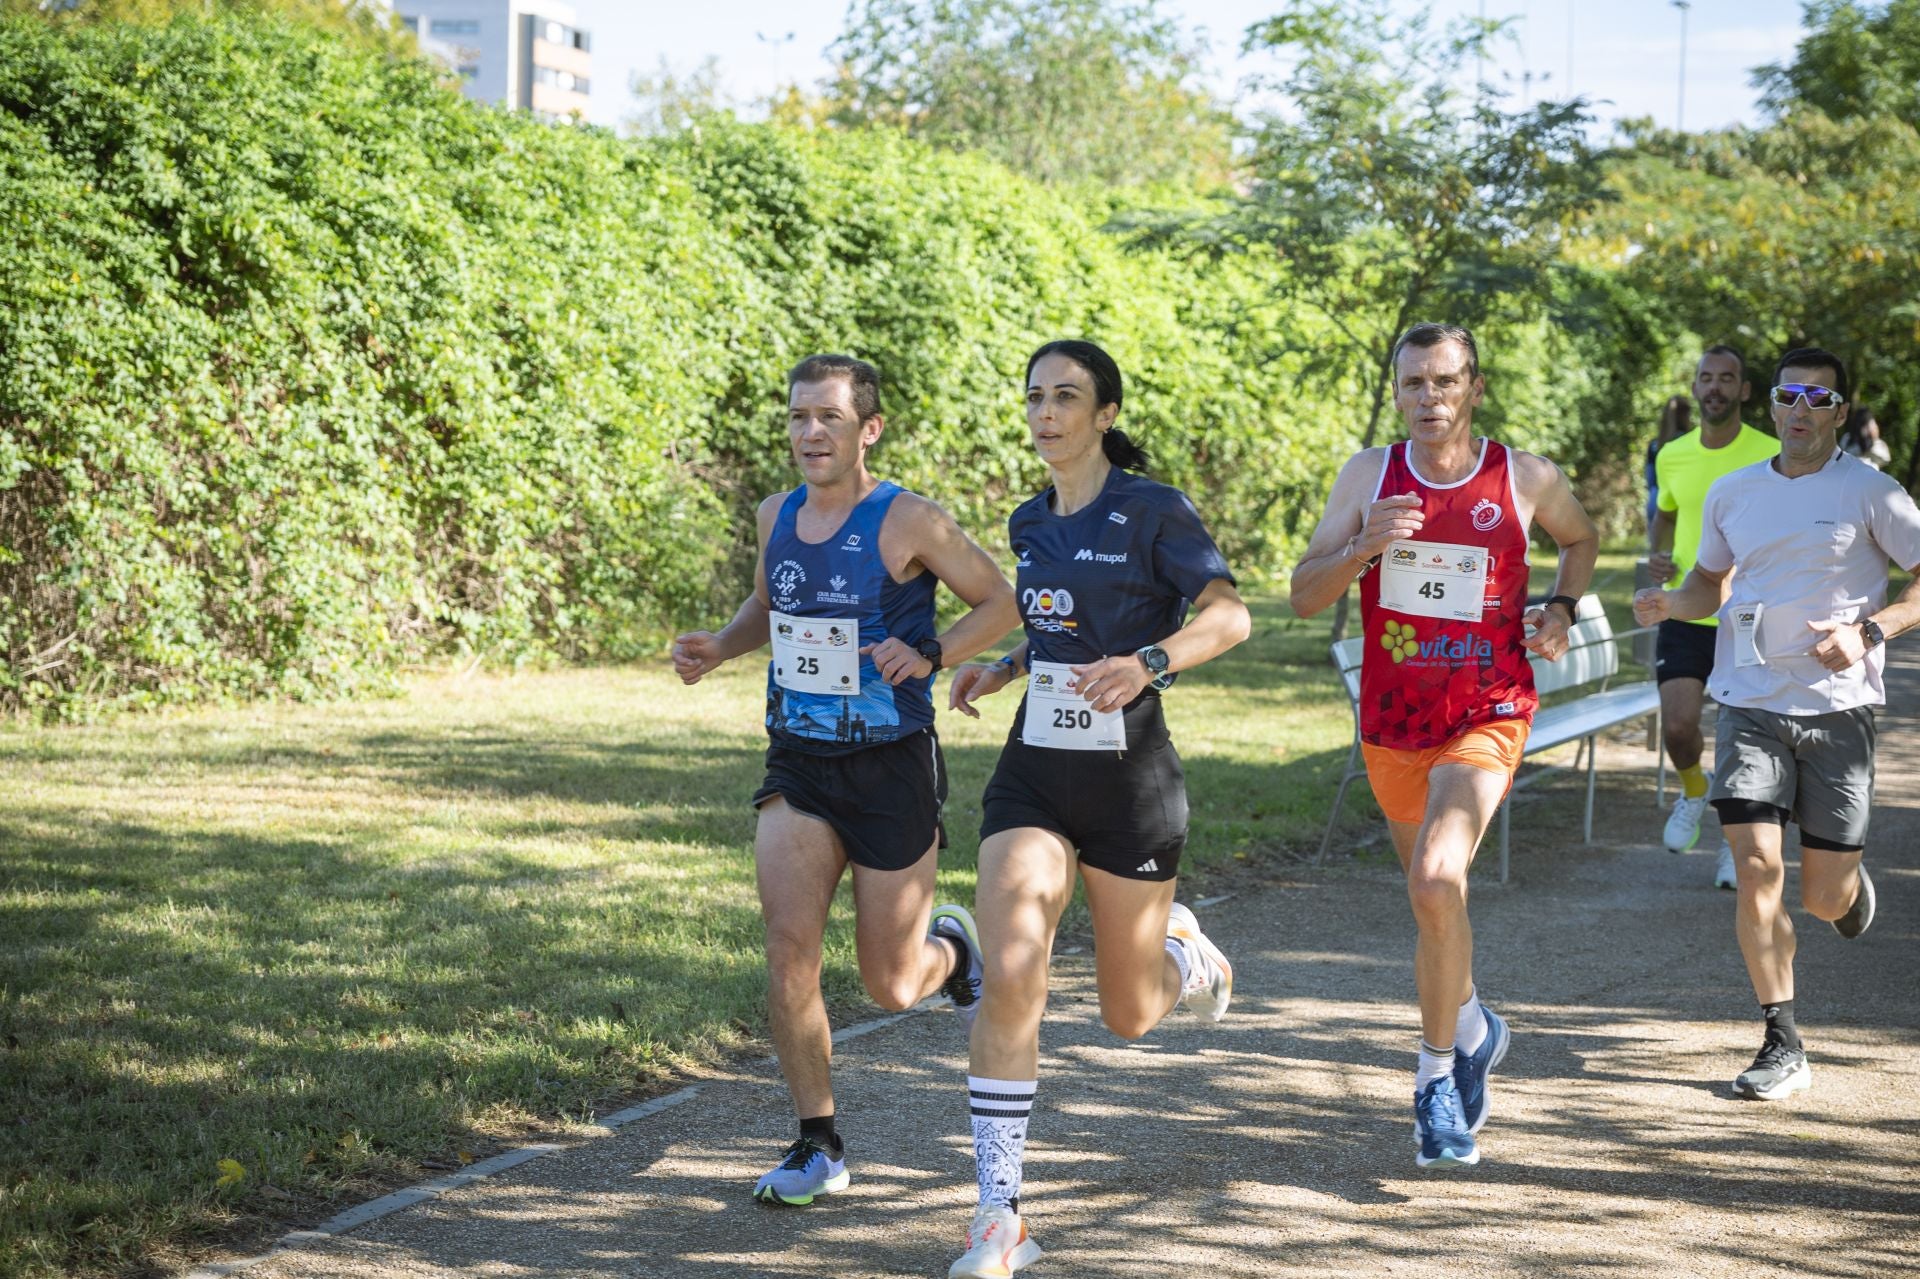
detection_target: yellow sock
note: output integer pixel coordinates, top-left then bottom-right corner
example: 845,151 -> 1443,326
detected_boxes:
1680,764 -> 1708,799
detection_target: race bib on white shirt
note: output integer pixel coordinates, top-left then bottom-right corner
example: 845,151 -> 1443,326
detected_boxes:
770,610 -> 859,694
1731,603 -> 1765,668
1021,661 -> 1126,751
1379,539 -> 1490,622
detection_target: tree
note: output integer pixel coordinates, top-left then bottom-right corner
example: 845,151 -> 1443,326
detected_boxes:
1754,0 -> 1920,127
824,0 -> 1233,188
1128,0 -> 1608,636
625,55 -> 733,137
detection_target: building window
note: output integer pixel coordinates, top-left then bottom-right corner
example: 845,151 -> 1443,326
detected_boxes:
431,18 -> 481,36
532,65 -> 590,94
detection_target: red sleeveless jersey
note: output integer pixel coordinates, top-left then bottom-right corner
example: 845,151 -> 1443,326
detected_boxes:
1357,439 -> 1537,749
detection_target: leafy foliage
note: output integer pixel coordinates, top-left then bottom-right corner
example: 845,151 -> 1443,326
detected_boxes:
0,12 -> 1349,717
824,0 -> 1234,188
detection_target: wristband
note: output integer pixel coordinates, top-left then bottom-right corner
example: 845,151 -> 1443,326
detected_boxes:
995,653 -> 1022,677
1545,594 -> 1581,623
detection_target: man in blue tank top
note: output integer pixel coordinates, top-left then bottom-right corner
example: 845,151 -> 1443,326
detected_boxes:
671,355 -> 1018,1205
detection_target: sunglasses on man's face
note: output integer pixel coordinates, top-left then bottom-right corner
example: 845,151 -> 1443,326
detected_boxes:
1770,383 -> 1842,410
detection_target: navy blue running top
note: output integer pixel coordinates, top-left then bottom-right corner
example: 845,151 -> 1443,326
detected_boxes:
764,481 -> 938,754
1010,467 -> 1234,675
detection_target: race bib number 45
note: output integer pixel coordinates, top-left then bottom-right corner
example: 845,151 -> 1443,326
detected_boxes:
1020,661 -> 1125,751
770,610 -> 859,694
1380,538 -> 1489,623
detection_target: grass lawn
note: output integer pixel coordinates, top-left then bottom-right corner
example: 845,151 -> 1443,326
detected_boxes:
0,564 -> 1651,1278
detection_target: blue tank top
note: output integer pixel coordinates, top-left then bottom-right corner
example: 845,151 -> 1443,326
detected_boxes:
764,481 -> 938,754
1010,468 -> 1233,674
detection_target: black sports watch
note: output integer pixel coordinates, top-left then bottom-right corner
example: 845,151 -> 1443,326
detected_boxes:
914,637 -> 944,671
1136,644 -> 1173,690
1860,619 -> 1885,650
1544,594 -> 1581,624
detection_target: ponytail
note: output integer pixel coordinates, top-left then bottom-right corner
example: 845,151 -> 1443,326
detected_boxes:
1101,427 -> 1150,471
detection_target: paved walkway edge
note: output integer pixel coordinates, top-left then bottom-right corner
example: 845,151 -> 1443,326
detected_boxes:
178,1003 -> 944,1278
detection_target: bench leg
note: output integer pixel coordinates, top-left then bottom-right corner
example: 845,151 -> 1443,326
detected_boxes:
1654,703 -> 1666,806
1316,738 -> 1364,866
1499,796 -> 1510,884
1584,733 -> 1597,844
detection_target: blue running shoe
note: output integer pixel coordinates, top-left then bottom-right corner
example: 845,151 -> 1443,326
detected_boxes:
1453,1004 -> 1510,1136
753,1137 -> 849,1205
1413,1075 -> 1479,1169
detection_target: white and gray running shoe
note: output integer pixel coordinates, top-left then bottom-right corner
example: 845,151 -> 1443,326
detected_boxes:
1166,901 -> 1233,1021
1665,794 -> 1709,852
1831,865 -> 1876,940
1732,1036 -> 1811,1101
1714,841 -> 1738,890
930,904 -> 984,1027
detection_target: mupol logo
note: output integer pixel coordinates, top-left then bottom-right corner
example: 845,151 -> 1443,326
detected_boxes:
1074,548 -> 1128,564
1075,548 -> 1094,561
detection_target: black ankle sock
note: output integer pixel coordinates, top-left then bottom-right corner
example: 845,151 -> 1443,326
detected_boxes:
799,1114 -> 842,1154
1761,1000 -> 1802,1051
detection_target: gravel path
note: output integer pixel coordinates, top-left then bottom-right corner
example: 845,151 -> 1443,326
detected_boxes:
227,651 -> 1920,1279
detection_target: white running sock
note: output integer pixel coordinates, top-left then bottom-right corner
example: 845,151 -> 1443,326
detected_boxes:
1164,937 -> 1193,992
1455,988 -> 1487,1056
969,1075 -> 1035,1209
1415,1041 -> 1453,1091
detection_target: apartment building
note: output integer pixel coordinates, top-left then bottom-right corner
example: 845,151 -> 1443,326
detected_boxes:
394,0 -> 592,121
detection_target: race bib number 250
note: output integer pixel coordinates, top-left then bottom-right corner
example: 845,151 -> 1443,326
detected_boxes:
1020,661 -> 1125,751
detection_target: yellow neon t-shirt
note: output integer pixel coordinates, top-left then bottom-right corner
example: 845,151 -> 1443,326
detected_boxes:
1655,423 -> 1781,625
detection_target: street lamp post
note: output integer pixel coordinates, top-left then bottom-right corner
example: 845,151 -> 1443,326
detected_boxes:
1672,0 -> 1692,132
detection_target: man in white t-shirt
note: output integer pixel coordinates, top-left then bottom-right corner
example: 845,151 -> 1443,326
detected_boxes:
1635,346 -> 1920,1102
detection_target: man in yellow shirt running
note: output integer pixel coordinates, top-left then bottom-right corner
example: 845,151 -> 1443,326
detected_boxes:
1650,346 -> 1779,886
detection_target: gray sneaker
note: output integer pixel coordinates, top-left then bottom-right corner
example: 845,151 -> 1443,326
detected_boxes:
930,904 -> 983,1027
1831,865 -> 1876,940
1732,1036 -> 1811,1101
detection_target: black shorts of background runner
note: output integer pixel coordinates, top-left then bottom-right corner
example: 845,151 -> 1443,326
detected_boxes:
753,729 -> 948,871
1655,618 -> 1717,685
979,695 -> 1186,881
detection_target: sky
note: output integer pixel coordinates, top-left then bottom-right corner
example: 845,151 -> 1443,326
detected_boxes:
569,1 -> 1812,136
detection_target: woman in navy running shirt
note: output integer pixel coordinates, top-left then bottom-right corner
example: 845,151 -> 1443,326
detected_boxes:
940,340 -> 1252,1279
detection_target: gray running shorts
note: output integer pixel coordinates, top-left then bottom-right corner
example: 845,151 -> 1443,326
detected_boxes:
1709,703 -> 1875,847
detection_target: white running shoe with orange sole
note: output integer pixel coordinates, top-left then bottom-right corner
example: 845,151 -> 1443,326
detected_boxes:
948,1205 -> 1043,1279
1166,901 -> 1233,1021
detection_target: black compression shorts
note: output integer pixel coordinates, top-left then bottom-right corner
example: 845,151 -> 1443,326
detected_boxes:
979,695 -> 1186,881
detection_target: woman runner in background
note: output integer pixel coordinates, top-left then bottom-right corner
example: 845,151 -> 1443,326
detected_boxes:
941,339 -> 1251,1279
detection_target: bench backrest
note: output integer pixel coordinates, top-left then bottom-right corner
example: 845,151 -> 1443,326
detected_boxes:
1328,593 -> 1618,710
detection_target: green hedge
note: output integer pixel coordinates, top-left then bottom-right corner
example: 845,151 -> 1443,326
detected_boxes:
0,13 -> 1657,718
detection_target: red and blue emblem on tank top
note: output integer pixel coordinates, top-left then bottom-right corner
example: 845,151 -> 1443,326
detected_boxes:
1357,440 -> 1538,750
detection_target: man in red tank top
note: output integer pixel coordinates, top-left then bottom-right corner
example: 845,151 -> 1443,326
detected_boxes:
1291,324 -> 1599,1170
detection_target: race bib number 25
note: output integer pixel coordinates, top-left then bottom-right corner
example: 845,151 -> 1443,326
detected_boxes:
770,610 -> 859,694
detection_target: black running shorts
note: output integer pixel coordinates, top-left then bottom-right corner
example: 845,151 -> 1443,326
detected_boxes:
1655,618 -> 1716,685
979,695 -> 1186,881
753,729 -> 948,872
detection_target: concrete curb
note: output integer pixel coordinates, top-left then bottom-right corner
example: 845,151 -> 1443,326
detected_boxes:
178,1001 -> 947,1278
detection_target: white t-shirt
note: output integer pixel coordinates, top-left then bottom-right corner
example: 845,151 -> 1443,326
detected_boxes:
1697,450 -> 1920,714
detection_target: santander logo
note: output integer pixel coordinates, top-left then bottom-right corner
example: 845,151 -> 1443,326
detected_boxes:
1470,498 -> 1503,533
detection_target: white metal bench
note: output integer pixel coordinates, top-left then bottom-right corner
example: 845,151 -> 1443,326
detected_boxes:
1317,594 -> 1664,881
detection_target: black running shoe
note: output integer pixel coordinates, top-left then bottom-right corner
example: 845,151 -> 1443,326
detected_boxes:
929,904 -> 983,1029
1831,865 -> 1876,940
1731,1035 -> 1810,1101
